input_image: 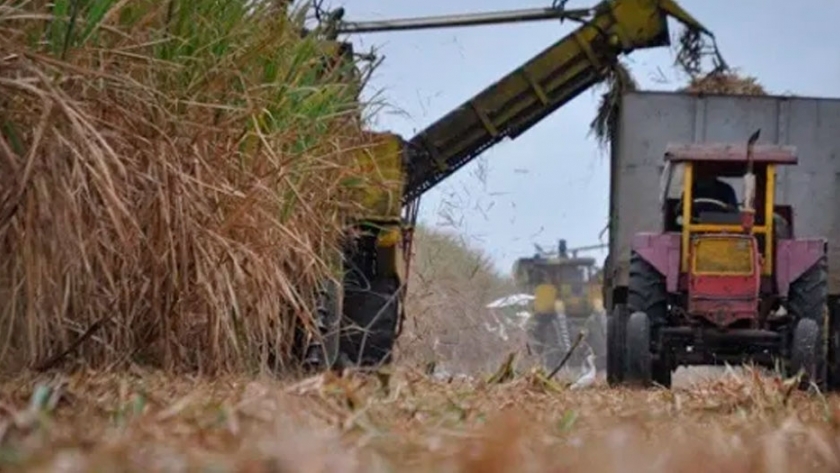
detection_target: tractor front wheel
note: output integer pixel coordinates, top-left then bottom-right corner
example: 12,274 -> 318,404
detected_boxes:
790,317 -> 823,390
624,311 -> 653,387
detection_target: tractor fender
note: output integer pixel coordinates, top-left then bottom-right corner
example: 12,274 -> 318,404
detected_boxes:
776,239 -> 828,297
631,232 -> 681,293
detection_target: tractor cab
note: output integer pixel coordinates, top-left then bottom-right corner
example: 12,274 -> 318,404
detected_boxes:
659,140 -> 798,273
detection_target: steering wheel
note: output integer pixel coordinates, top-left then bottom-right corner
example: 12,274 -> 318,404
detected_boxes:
692,198 -> 732,212
675,197 -> 735,226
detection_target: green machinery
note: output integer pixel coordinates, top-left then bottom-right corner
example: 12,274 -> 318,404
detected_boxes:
299,0 -> 719,370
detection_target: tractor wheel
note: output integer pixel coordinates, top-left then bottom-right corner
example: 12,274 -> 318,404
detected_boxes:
790,317 -> 822,390
624,311 -> 653,387
607,304 -> 627,386
787,255 -> 829,389
340,276 -> 401,368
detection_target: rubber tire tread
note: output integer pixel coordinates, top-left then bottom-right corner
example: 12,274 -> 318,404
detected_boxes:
790,318 -> 821,390
625,311 -> 652,387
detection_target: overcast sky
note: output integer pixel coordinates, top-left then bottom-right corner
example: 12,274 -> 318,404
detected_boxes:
334,0 -> 840,276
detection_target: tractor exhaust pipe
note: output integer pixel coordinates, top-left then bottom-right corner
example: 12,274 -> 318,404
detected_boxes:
741,128 -> 761,232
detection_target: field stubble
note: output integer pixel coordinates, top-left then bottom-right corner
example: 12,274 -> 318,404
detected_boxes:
1,365 -> 840,472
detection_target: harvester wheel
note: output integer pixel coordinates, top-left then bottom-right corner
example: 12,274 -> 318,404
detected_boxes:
297,276 -> 343,372
341,276 -> 401,367
315,277 -> 343,369
606,304 -> 627,386
790,317 -> 822,390
624,311 -> 652,387
787,255 -> 829,389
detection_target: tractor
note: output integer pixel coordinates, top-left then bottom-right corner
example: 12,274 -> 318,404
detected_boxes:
608,130 -> 835,389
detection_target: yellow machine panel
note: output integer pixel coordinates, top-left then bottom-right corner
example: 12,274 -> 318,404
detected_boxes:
534,284 -> 558,314
691,235 -> 754,276
350,131 -> 405,221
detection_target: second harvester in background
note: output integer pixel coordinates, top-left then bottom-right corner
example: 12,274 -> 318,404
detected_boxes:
514,240 -> 608,374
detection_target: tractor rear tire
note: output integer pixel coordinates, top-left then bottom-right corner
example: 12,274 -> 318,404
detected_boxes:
627,251 -> 668,328
607,304 -> 627,386
790,317 -> 822,390
341,276 -> 401,368
787,255 -> 829,389
624,311 -> 652,387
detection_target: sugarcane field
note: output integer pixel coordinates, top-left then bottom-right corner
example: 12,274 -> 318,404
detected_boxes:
3,1 -> 840,471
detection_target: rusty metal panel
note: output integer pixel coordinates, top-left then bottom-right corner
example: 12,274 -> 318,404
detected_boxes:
664,143 -> 798,164
610,91 -> 840,294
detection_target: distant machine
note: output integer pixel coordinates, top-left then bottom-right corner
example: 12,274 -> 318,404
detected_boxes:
512,239 -> 608,372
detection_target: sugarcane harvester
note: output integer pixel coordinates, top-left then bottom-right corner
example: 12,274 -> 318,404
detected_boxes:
300,0 -> 720,370
607,131 -> 836,390
514,240 -> 609,372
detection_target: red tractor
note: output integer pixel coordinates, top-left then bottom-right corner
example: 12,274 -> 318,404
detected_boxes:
608,130 -> 836,389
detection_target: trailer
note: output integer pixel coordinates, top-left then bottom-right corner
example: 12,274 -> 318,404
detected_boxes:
603,90 -> 840,386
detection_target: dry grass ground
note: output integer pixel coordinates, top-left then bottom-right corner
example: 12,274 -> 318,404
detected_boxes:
2,366 -> 840,472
